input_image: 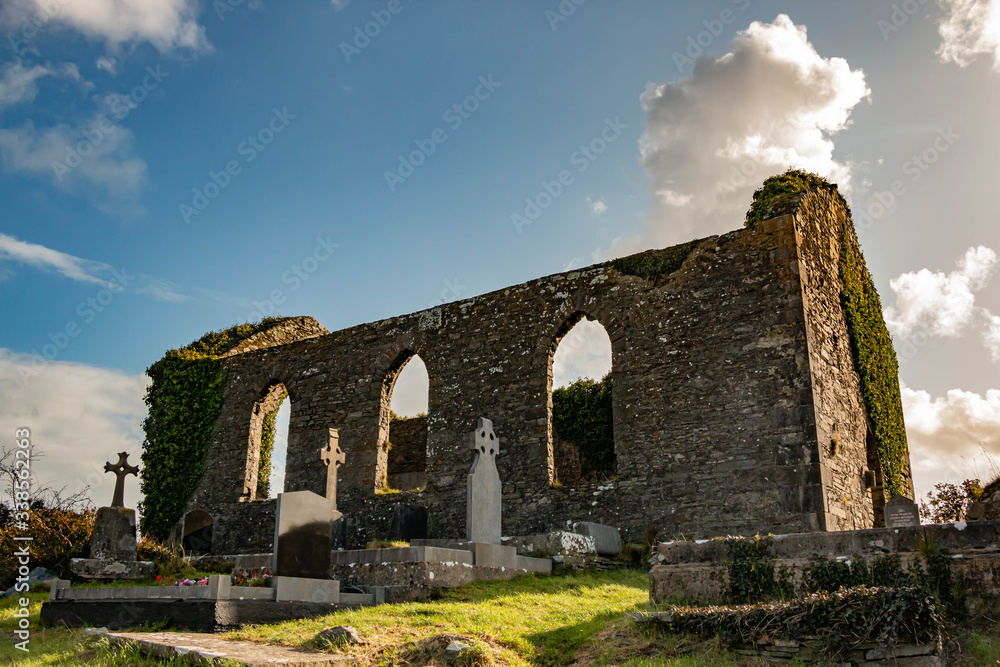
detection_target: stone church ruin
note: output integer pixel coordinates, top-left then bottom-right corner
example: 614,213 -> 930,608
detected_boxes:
150,186 -> 913,555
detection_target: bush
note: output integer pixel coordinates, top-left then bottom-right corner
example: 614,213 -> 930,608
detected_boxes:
552,373 -> 615,477
0,504 -> 94,588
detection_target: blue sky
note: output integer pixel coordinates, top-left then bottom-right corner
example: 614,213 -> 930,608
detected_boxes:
1,0 -> 1000,508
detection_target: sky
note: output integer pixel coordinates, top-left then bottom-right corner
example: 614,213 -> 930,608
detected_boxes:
1,0 -> 999,511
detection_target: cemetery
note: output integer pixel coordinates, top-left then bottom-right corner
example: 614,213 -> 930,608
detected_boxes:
19,178 -> 1000,664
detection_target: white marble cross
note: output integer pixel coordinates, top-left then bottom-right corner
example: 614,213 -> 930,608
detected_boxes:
467,417 -> 501,544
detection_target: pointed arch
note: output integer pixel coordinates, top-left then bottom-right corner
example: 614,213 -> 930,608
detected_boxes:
375,347 -> 430,491
242,380 -> 291,501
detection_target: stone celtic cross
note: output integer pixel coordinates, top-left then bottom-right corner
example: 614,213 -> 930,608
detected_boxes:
104,452 -> 139,508
320,428 -> 346,508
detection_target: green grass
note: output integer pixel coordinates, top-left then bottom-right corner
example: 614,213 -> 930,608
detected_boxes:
2,572 -> 998,666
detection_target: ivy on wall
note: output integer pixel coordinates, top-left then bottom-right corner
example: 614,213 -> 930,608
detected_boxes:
552,372 -> 615,476
256,397 -> 285,500
610,240 -> 700,285
139,317 -> 292,540
745,169 -> 909,498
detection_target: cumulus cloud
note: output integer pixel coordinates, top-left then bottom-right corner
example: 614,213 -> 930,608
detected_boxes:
0,348 -> 148,509
883,246 -> 997,337
985,311 -> 1000,362
618,14 -> 869,253
0,117 -> 148,217
553,319 -> 613,388
938,0 -> 1000,71
1,0 -> 209,54
903,383 -> 1000,498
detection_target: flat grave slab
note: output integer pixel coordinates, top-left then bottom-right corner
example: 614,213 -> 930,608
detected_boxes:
108,631 -> 352,666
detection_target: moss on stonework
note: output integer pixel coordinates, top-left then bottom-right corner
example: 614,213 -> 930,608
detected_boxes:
610,240 -> 700,284
140,317 -> 294,541
746,169 -> 909,498
256,397 -> 285,500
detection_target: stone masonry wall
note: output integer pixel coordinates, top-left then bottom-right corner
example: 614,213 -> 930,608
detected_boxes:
180,191 -> 902,553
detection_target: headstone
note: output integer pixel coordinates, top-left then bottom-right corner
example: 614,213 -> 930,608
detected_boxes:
331,515 -> 347,550
572,521 -> 623,556
70,453 -> 154,579
387,503 -> 428,542
319,428 -> 346,508
272,490 -> 340,579
467,417 -> 501,545
885,496 -> 921,528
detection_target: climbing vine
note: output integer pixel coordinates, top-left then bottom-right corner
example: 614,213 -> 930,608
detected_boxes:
745,169 -> 909,498
256,397 -> 285,500
139,317 -> 292,540
552,372 -> 615,476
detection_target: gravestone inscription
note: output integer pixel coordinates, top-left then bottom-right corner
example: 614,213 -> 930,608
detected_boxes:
885,496 -> 921,528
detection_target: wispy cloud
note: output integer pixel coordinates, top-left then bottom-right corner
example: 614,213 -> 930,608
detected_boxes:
586,196 -> 607,215
938,0 -> 1000,71
0,232 -> 114,286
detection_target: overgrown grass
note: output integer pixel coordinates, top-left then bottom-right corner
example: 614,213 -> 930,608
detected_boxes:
2,572 -> 998,666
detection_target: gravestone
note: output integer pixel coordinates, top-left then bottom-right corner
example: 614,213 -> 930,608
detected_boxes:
320,428 -> 346,508
387,503 -> 428,541
70,453 -> 154,579
885,496 -> 921,528
467,418 -> 501,545
572,521 -> 623,556
272,490 -> 340,579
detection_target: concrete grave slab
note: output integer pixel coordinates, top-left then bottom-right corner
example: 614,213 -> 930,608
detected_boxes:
107,631 -> 352,666
274,576 -> 340,603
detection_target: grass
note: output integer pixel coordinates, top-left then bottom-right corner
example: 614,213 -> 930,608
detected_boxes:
1,571 -> 998,666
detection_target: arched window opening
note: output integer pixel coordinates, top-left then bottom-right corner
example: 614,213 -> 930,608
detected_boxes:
549,316 -> 615,486
183,510 -> 214,555
243,382 -> 289,501
378,353 -> 429,492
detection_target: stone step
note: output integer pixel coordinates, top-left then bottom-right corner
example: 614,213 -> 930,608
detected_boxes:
107,631 -> 352,666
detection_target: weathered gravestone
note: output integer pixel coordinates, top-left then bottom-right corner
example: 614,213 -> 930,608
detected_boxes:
572,521 -> 623,556
320,428 -> 345,508
71,453 -> 154,579
388,503 -> 428,542
272,490 -> 340,579
885,496 -> 921,528
467,418 -> 501,545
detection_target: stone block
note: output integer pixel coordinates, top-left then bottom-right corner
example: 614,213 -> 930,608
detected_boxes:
272,576 -> 340,603
516,556 -> 553,574
272,491 -> 338,579
572,522 -> 623,556
90,507 -> 139,562
69,558 -> 155,580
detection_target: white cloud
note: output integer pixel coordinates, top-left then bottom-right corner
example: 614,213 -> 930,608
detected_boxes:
95,56 -> 118,75
0,348 -> 148,510
938,0 -> 1000,71
0,232 -> 115,286
985,310 -> 1000,362
553,319 -> 612,389
0,117 -> 148,217
0,61 -> 54,108
883,246 -> 997,338
903,383 -> 1000,498
586,196 -> 608,215
1,0 -> 209,54
331,0 -> 350,10
615,14 -> 869,254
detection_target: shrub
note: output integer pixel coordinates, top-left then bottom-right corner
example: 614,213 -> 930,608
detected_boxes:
0,504 -> 94,587
552,373 -> 615,476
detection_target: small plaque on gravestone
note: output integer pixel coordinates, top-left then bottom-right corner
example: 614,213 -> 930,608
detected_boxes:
272,490 -> 341,579
885,496 -> 921,528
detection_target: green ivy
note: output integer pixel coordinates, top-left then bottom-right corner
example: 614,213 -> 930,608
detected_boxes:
745,168 -> 909,498
726,536 -> 790,603
552,372 -> 615,476
256,397 -> 285,500
139,317 -> 292,540
610,240 -> 700,284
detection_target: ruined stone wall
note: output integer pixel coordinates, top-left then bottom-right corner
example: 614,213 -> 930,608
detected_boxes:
181,192 -> 895,553
387,416 -> 428,491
